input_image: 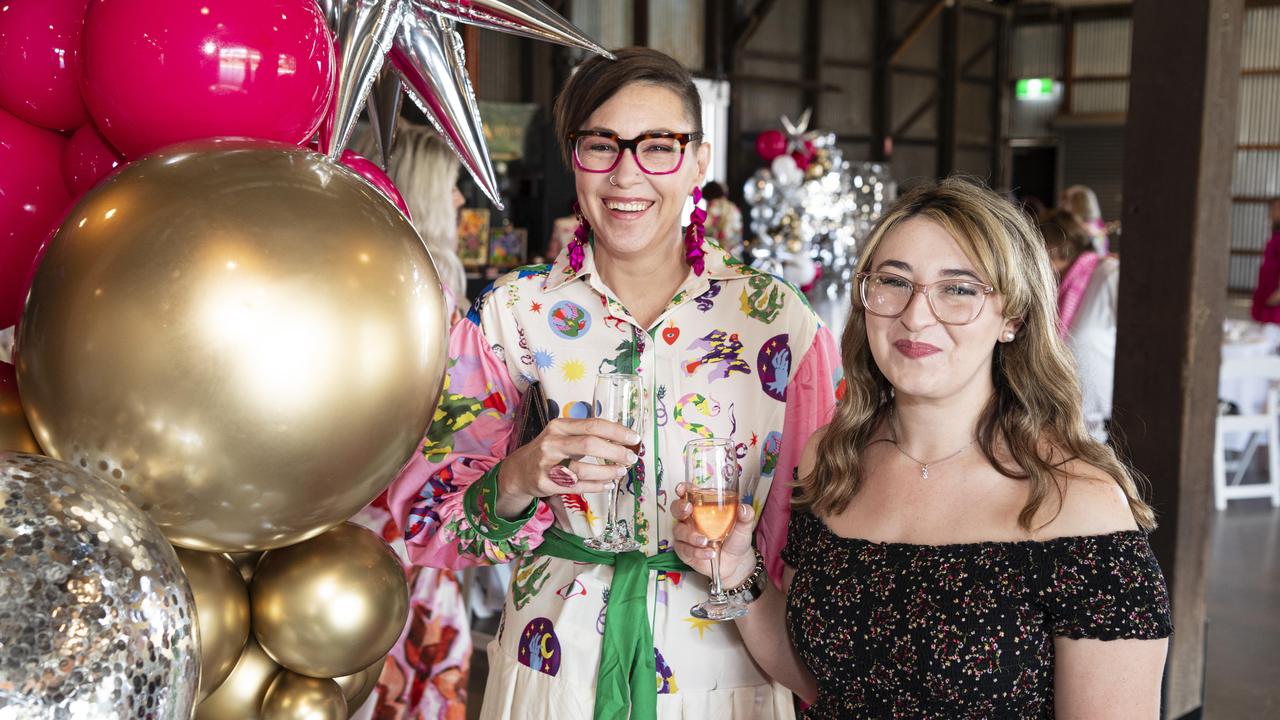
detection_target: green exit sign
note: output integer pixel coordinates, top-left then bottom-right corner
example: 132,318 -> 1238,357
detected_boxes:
1015,78 -> 1056,99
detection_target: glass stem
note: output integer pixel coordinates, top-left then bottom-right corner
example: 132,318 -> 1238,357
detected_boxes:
604,477 -> 619,534
709,543 -> 724,600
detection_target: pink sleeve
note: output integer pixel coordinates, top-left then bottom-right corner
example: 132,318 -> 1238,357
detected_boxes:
755,326 -> 842,587
385,317 -> 554,569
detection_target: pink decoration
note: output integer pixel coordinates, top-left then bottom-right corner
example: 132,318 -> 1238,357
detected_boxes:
0,108 -> 71,328
62,122 -> 125,197
306,140 -> 410,218
79,0 -> 336,159
791,149 -> 812,171
567,201 -> 589,272
339,149 -> 412,219
685,186 -> 706,276
755,129 -> 787,162
0,0 -> 91,131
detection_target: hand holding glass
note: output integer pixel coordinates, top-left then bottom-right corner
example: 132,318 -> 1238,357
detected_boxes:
687,438 -> 748,621
584,373 -> 644,552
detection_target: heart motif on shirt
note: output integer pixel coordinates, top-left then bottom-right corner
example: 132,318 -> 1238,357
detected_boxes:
661,324 -> 680,345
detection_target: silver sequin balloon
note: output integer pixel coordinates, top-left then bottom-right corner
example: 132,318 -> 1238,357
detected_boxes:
0,453 -> 198,719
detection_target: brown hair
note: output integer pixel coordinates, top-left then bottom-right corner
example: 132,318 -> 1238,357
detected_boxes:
1039,209 -> 1094,268
796,177 -> 1155,532
552,47 -> 703,167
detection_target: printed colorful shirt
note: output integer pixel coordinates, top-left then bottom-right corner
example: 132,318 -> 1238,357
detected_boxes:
386,239 -> 842,717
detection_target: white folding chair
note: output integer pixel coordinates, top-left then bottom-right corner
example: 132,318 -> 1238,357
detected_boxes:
1214,356 -> 1280,510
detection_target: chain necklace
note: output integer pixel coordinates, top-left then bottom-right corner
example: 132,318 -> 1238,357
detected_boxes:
890,416 -> 974,479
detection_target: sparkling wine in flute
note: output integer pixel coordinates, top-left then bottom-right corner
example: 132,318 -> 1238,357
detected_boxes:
689,489 -> 738,544
686,437 -> 748,621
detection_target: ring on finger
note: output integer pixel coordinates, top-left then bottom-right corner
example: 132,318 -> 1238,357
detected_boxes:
548,457 -> 578,488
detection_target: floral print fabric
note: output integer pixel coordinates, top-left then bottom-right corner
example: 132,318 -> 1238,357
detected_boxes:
782,510 -> 1173,719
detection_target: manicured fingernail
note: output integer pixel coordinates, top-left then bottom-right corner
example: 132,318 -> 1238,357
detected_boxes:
625,451 -> 637,464
696,535 -> 707,547
614,465 -> 627,477
702,549 -> 714,559
625,431 -> 641,444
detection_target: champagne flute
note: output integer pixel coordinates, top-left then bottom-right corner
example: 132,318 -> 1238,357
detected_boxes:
686,437 -> 748,620
584,373 -> 644,552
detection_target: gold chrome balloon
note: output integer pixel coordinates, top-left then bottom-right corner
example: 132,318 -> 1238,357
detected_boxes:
334,657 -> 385,716
195,638 -> 280,720
15,140 -> 448,552
176,548 -> 252,700
260,672 -> 346,720
251,523 -> 408,678
0,364 -> 39,454
227,551 -> 263,583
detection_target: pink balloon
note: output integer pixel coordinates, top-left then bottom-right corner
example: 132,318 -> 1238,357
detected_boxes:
0,108 -> 71,329
62,122 -> 125,196
340,150 -> 411,219
755,129 -> 787,162
79,0 -> 336,159
0,0 -> 91,131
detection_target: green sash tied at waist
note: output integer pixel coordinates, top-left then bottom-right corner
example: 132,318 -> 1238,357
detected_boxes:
532,526 -> 691,720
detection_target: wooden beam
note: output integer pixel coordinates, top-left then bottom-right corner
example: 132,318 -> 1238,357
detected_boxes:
1111,1 -> 1245,718
1062,11 -> 1075,114
801,0 -> 823,115
734,0 -> 780,55
938,3 -> 959,175
633,0 -> 649,47
889,0 -> 949,65
960,36 -> 997,77
462,25 -> 480,89
872,0 -> 893,160
729,73 -> 843,93
993,7 -> 1011,187
893,90 -> 939,138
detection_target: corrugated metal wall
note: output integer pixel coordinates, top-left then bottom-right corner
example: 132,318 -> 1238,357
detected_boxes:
1070,18 -> 1130,114
1230,6 -> 1280,292
570,0 -> 633,52
1010,24 -> 1061,139
649,0 -> 705,71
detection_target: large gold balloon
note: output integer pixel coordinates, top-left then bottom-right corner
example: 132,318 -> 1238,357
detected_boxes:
176,548 -> 252,700
251,523 -> 409,678
334,658 -> 385,716
261,672 -> 346,720
195,638 -> 280,720
15,140 -> 448,552
0,363 -> 39,454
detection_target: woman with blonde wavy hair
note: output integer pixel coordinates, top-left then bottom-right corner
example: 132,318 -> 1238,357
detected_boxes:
672,177 -> 1172,718
353,121 -> 469,309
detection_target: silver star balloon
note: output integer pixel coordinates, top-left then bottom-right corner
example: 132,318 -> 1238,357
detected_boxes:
316,0 -> 612,208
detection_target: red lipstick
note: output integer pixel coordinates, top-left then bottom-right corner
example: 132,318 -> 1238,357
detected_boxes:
894,340 -> 941,359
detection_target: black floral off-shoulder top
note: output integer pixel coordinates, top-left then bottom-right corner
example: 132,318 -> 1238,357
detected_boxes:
782,510 -> 1173,719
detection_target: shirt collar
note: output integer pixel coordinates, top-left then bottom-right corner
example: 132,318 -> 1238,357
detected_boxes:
543,236 -> 748,295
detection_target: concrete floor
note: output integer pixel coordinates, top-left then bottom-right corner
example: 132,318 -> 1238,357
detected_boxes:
1205,498 -> 1280,718
461,495 -> 1280,719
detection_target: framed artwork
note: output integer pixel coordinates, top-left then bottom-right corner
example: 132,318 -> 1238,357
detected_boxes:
547,215 -> 577,262
489,225 -> 528,270
457,208 -> 490,268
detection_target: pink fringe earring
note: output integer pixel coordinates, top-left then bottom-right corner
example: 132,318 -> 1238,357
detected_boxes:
568,201 -> 589,272
685,186 -> 707,276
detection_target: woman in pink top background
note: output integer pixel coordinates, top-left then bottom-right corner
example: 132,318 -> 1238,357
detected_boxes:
1250,199 -> 1280,324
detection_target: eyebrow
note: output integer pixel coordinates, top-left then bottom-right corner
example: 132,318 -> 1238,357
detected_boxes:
874,259 -> 984,282
582,127 -> 681,136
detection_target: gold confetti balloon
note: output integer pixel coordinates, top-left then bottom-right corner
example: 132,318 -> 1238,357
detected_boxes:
15,140 -> 448,552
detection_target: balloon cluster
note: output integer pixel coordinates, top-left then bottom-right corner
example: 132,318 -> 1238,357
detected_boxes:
186,523 -> 408,720
743,111 -> 896,334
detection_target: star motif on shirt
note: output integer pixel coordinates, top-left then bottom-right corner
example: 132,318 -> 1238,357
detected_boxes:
530,301 -> 542,313
683,615 -> 716,640
750,432 -> 759,447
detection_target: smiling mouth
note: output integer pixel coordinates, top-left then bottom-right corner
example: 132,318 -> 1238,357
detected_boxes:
603,199 -> 655,214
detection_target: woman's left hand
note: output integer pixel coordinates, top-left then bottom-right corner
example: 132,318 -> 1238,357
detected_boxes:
670,482 -> 758,588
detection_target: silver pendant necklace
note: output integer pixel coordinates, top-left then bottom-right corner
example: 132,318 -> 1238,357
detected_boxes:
891,417 -> 974,479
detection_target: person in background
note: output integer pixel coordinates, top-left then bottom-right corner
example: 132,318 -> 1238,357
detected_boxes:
671,177 -> 1170,718
355,122 -> 470,311
1062,184 -> 1109,254
347,122 -> 474,720
702,180 -> 744,259
1041,209 -> 1118,442
1250,199 -> 1280,324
